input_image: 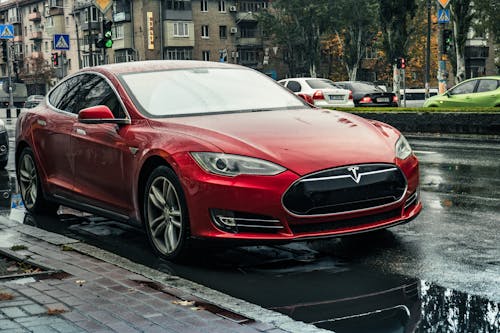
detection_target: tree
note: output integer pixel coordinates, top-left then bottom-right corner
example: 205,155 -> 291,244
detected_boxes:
379,0 -> 418,93
259,0 -> 329,77
449,0 -> 474,83
324,0 -> 380,81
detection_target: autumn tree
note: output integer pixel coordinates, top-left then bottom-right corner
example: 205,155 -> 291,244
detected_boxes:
449,0 -> 474,83
379,0 -> 418,93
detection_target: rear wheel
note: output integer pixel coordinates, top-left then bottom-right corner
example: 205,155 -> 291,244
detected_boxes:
17,147 -> 58,214
143,166 -> 190,261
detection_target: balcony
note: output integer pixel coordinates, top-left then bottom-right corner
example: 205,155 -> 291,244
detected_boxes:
236,11 -> 257,22
28,12 -> 41,21
8,16 -> 21,24
237,37 -> 261,47
29,31 -> 43,40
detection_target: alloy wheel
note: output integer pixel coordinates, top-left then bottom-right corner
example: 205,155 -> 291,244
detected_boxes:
19,153 -> 38,210
146,176 -> 183,255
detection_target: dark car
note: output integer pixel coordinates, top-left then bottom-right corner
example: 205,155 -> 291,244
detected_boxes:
336,81 -> 399,107
0,119 -> 8,169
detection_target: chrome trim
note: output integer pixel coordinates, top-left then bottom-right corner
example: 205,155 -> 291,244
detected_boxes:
301,167 -> 399,184
282,163 -> 408,218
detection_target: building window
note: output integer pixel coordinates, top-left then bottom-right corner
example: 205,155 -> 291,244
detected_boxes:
201,0 -> 208,12
219,0 -> 226,12
201,25 -> 209,38
173,22 -> 189,37
165,47 -> 192,60
44,41 -> 48,52
46,16 -> 54,28
202,50 -> 210,61
114,24 -> 124,39
85,7 -> 99,23
240,49 -> 257,63
166,0 -> 191,10
240,26 -> 257,38
66,16 -> 69,26
219,26 -> 227,39
115,49 -> 136,63
83,53 -> 101,67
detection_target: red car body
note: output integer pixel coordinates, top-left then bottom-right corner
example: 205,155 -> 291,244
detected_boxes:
16,61 -> 421,260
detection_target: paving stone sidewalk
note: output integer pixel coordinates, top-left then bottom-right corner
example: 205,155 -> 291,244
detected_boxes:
0,216 -> 320,333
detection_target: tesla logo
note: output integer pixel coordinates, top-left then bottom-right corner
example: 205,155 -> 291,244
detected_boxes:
347,166 -> 362,183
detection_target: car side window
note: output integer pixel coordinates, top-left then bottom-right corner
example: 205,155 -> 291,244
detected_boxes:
286,81 -> 301,93
48,76 -> 84,111
476,79 -> 498,93
79,75 -> 126,118
449,80 -> 476,95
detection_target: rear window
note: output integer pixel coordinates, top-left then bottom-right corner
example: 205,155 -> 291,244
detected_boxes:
306,79 -> 336,89
351,82 -> 384,93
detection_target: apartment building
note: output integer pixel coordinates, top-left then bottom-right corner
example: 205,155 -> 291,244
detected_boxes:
0,0 -> 272,95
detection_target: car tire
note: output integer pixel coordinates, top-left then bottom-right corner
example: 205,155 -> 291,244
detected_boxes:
17,147 -> 58,214
143,166 -> 191,261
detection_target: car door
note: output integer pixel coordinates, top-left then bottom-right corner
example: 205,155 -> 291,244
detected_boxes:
472,79 -> 499,107
31,76 -> 83,197
71,74 -> 133,215
445,79 -> 478,107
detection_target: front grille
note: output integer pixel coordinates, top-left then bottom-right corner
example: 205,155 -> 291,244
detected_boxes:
289,209 -> 400,234
283,164 -> 407,216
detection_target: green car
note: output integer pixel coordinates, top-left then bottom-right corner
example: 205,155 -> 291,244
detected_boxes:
423,76 -> 500,107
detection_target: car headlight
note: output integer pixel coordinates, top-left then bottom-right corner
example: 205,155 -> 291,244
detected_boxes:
395,135 -> 412,160
191,152 -> 286,176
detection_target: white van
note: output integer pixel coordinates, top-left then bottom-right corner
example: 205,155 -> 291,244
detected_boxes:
399,88 -> 438,107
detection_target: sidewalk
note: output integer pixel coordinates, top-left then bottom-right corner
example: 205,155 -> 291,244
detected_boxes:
0,216 -> 326,333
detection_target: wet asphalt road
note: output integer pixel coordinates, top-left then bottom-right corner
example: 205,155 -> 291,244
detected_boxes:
1,118 -> 499,332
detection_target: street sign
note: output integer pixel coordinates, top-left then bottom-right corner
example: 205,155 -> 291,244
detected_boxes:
437,0 -> 450,8
54,34 -> 70,50
0,24 -> 14,39
94,0 -> 113,14
438,9 -> 450,23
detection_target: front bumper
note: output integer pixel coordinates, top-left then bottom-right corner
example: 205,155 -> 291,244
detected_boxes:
179,154 -> 421,242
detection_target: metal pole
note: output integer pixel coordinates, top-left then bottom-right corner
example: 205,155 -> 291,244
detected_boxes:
88,7 -> 93,66
7,40 -> 14,109
425,0 -> 431,99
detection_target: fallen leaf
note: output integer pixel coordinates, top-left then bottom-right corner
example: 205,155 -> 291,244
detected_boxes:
47,308 -> 67,315
172,300 -> 195,306
0,292 -> 14,300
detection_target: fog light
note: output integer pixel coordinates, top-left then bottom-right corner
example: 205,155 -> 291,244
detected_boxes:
210,209 -> 237,233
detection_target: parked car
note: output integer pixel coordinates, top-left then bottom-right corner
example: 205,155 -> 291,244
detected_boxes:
335,81 -> 399,107
16,60 -> 421,261
399,88 -> 438,107
24,95 -> 45,109
278,77 -> 354,108
423,76 -> 500,107
0,119 -> 7,169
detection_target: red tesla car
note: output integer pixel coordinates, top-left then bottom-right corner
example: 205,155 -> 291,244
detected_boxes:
15,61 -> 421,260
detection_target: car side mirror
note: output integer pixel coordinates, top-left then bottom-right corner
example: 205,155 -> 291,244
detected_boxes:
78,105 -> 130,125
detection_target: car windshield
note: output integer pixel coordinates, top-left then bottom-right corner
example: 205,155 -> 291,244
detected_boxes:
351,82 -> 384,93
306,79 -> 337,89
120,67 -> 305,117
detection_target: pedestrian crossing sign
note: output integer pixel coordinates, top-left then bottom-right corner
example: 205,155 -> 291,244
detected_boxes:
438,9 -> 450,23
0,24 -> 15,39
54,34 -> 70,50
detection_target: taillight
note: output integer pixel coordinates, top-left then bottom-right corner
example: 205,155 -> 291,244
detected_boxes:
392,95 -> 399,103
348,90 -> 353,100
360,96 -> 372,103
312,90 -> 325,100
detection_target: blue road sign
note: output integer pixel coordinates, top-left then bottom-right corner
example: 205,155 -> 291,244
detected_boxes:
0,24 -> 15,39
438,9 -> 450,24
54,34 -> 70,50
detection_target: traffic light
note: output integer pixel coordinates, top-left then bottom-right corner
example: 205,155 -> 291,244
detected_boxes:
1,40 -> 7,62
13,61 -> 18,73
51,53 -> 59,66
103,20 -> 113,48
395,57 -> 406,69
442,29 -> 453,54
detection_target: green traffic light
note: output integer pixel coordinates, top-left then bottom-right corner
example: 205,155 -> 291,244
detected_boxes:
105,39 -> 113,48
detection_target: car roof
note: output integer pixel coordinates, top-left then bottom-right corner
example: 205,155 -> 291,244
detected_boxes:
82,60 -> 245,75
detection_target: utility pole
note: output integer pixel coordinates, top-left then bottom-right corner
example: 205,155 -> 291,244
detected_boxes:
425,0 -> 431,99
7,40 -> 14,110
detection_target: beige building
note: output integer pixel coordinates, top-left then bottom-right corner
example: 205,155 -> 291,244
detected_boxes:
0,0 -> 271,95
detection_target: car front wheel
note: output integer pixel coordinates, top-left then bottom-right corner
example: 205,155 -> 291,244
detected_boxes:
17,147 -> 58,214
143,166 -> 190,261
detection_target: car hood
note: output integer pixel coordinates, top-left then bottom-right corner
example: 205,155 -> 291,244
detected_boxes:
153,109 -> 399,176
